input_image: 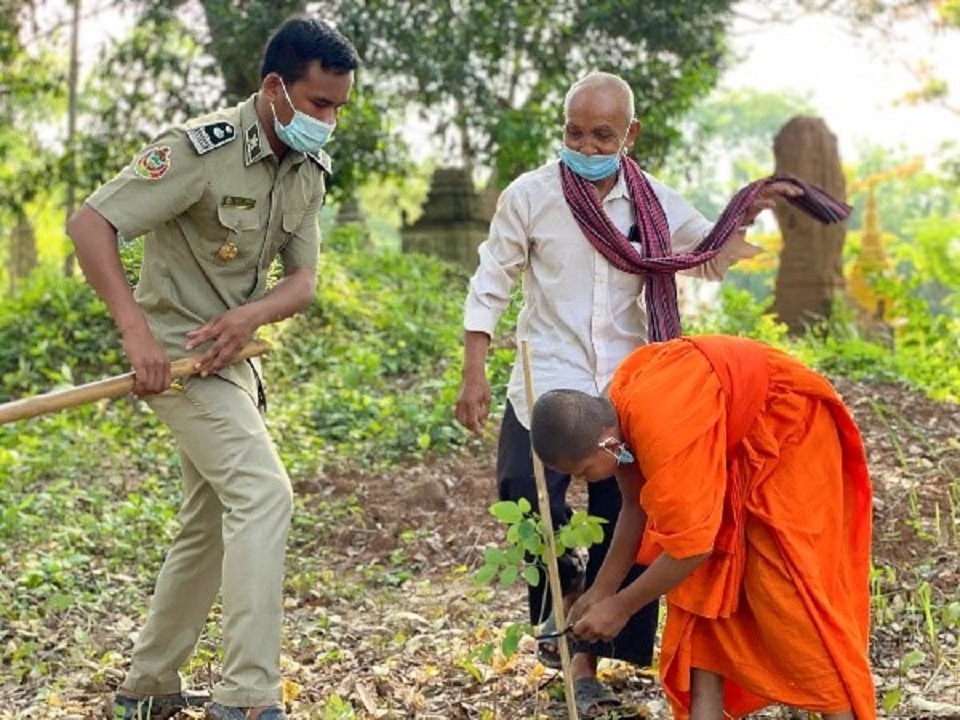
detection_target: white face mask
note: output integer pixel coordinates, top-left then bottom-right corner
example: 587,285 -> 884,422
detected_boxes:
271,77 -> 335,153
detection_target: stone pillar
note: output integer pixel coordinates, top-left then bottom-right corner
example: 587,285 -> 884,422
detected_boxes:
401,167 -> 490,272
769,117 -> 848,334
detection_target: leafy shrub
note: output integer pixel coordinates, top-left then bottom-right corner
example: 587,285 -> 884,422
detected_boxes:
686,258 -> 959,402
0,228 -> 508,475
270,238 -> 491,470
874,272 -> 960,401
794,320 -> 903,385
0,241 -> 146,403
0,271 -> 124,402
685,284 -> 790,345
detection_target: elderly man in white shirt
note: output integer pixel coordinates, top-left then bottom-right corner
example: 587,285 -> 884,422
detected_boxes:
455,71 -> 780,719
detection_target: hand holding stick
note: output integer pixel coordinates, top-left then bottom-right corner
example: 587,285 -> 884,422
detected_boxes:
0,338 -> 272,426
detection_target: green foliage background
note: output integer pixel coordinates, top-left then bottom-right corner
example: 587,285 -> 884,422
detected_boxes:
2,211 -> 956,626
0,228 -> 503,646
1,3 -> 958,707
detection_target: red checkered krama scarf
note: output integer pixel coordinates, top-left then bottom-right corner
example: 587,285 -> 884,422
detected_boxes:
560,156 -> 851,342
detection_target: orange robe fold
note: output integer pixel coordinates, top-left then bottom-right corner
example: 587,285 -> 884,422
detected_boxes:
610,335 -> 875,719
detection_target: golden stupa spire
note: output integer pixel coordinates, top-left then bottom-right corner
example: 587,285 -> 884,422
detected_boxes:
849,181 -> 892,320
847,158 -> 923,321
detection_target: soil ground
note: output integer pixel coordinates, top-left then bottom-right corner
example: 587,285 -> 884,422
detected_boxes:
2,377 -> 958,719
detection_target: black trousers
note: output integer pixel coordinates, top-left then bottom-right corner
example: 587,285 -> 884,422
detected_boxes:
496,402 -> 658,665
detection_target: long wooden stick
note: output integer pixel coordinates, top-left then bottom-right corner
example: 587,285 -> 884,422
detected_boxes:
0,338 -> 272,426
521,340 -> 580,720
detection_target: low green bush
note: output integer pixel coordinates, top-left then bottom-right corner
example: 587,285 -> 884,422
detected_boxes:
0,271 -> 124,403
686,273 -> 959,402
1,227 -> 503,632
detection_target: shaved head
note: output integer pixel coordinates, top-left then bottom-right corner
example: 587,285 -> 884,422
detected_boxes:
564,72 -> 635,126
530,389 -> 617,468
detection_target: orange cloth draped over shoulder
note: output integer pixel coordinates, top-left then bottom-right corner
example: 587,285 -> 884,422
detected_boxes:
609,335 -> 875,719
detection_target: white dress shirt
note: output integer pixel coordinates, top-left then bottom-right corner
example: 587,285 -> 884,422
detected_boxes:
464,159 -> 759,428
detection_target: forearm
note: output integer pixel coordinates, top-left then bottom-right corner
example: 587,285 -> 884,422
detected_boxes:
591,501 -> 647,595
680,228 -> 759,281
246,267 -> 317,328
67,205 -> 149,336
616,551 -> 710,615
462,330 -> 490,379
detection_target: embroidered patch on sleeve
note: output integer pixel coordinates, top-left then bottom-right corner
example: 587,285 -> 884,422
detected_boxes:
133,146 -> 172,180
185,121 -> 237,155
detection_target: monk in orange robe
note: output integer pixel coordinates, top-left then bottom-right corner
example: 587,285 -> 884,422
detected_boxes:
529,334 -> 875,719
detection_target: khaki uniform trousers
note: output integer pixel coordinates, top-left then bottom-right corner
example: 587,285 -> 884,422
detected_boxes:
121,374 -> 293,707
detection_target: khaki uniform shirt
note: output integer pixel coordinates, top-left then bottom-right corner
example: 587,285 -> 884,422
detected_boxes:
87,94 -> 330,398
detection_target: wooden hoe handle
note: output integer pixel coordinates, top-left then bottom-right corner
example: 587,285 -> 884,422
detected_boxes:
0,338 -> 272,426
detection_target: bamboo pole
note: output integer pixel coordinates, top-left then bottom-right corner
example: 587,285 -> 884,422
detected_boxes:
0,339 -> 272,426
521,340 -> 580,720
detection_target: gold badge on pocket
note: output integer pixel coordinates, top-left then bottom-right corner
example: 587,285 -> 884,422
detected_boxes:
217,241 -> 239,261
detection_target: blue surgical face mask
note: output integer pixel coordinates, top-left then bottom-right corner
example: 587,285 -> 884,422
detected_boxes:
559,145 -> 622,181
599,437 -> 635,466
272,78 -> 335,153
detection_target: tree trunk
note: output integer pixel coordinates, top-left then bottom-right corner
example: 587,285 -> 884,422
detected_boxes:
200,1 -> 308,103
63,0 -> 80,278
9,212 -> 37,293
769,117 -> 847,334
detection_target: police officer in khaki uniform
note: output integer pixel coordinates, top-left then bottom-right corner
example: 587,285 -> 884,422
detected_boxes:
66,17 -> 358,720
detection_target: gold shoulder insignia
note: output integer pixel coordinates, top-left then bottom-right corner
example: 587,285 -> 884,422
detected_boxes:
185,121 -> 237,155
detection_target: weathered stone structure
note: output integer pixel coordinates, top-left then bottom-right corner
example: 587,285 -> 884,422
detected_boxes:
401,167 -> 490,271
770,117 -> 848,334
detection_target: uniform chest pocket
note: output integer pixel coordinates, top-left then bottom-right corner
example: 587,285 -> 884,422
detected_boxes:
217,206 -> 261,235
214,206 -> 262,263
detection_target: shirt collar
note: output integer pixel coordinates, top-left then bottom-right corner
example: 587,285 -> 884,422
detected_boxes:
241,94 -> 275,166
241,94 -> 318,169
606,166 -> 631,201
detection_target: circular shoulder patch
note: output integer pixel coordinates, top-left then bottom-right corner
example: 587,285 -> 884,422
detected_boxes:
134,145 -> 172,180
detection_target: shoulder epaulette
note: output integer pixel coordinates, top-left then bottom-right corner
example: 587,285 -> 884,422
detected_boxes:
307,149 -> 333,176
185,121 -> 237,155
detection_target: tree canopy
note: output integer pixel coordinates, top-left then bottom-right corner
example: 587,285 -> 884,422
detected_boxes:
93,0 -> 737,187
339,0 -> 736,182
0,0 -> 742,287
2,0 -> 956,289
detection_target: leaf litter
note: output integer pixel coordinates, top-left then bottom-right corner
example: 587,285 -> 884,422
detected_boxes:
0,377 -> 957,718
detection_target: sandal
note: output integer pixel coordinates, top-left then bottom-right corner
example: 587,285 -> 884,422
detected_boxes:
536,612 -> 563,669
113,693 -> 187,720
206,703 -> 287,720
113,690 -> 210,720
573,676 -> 643,719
